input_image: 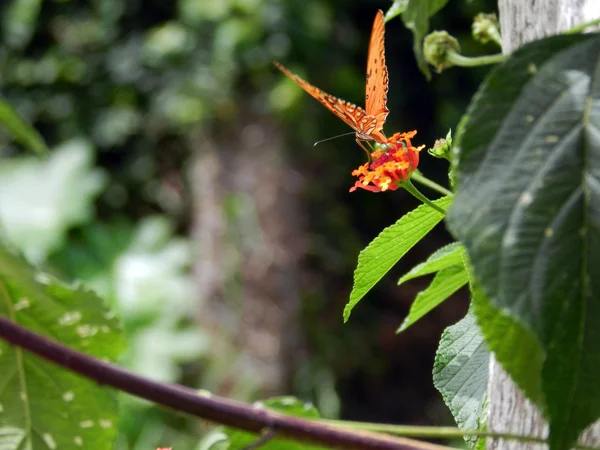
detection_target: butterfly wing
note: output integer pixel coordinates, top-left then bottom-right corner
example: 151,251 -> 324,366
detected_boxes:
274,61 -> 374,138
364,10 -> 389,142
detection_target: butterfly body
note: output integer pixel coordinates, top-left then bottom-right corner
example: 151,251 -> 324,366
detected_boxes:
274,10 -> 389,147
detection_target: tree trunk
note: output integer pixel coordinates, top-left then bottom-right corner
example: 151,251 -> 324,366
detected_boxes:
190,118 -> 307,399
488,1 -> 600,449
499,0 -> 599,54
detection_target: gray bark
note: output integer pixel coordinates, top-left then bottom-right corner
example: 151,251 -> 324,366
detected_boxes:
488,1 -> 600,449
499,0 -> 600,54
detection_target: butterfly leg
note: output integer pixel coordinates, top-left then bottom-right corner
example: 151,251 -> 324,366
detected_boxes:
356,139 -> 373,159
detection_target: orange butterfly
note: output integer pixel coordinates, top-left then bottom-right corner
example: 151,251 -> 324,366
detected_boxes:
274,10 -> 389,150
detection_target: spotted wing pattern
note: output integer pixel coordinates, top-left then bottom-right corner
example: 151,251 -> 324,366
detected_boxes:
273,10 -> 389,144
364,10 -> 389,143
273,61 -> 378,141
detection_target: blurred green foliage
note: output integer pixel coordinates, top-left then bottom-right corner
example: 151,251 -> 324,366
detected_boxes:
215,397 -> 326,450
0,0 -> 496,448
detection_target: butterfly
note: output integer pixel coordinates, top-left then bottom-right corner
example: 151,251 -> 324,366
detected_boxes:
274,10 -> 389,151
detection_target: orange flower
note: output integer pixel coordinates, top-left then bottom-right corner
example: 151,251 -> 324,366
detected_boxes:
350,131 -> 424,192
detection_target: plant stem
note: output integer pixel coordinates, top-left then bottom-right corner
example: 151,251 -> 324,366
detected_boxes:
488,29 -> 503,48
401,179 -> 447,214
319,420 -> 533,442
446,50 -> 507,67
317,420 -> 599,450
565,17 -> 600,34
0,316 -> 448,450
410,172 -> 453,196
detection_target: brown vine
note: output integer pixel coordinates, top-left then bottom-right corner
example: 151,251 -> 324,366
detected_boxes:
0,316 -> 450,450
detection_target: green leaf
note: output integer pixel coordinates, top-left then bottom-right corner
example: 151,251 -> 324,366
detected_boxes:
471,275 -> 543,408
0,96 -> 48,156
398,241 -> 465,285
385,0 -> 447,21
0,138 -> 105,263
385,0 -> 449,79
344,195 -> 452,322
446,34 -> 600,450
433,308 -> 489,449
0,241 -> 126,450
397,265 -> 468,332
385,0 -> 409,20
212,397 -> 327,450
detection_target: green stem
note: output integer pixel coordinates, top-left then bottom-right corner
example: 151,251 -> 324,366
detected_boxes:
488,28 -> 503,48
410,172 -> 453,196
565,17 -> 600,34
316,420 -> 597,450
319,420 -> 536,443
401,179 -> 447,214
446,50 -> 507,67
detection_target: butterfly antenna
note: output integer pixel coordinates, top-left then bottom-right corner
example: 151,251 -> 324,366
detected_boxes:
313,131 -> 357,147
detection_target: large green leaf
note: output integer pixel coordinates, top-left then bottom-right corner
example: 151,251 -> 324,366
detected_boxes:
433,308 -> 489,449
385,0 -> 449,79
344,196 -> 452,322
446,34 -> 600,450
0,241 -> 126,450
471,274 -> 543,408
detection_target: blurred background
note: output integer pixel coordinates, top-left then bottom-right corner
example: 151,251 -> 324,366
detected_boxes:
0,0 -> 496,448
